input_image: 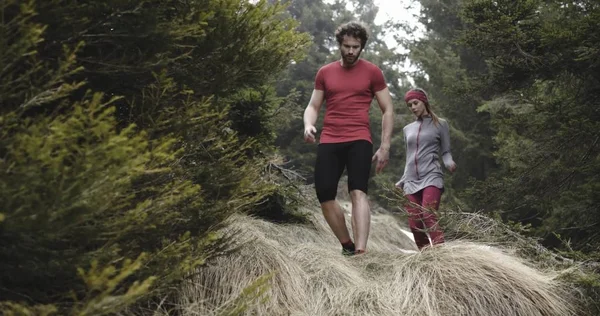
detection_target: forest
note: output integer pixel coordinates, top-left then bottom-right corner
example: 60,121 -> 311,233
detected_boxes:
1,0 -> 598,315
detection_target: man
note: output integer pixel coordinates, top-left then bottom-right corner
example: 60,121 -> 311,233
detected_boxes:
303,21 -> 394,255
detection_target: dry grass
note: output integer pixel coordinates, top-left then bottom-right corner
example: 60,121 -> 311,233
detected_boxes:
159,195 -> 576,316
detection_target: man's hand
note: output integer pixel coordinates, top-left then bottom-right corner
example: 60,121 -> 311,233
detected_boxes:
372,147 -> 389,173
304,125 -> 317,143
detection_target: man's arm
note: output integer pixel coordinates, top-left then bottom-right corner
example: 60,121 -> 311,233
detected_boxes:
372,87 -> 394,173
303,89 -> 324,143
374,87 -> 394,150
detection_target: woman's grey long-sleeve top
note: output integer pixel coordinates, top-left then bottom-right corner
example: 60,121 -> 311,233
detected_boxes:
396,115 -> 455,195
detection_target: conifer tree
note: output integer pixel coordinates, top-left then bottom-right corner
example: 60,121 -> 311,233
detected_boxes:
0,0 -> 310,313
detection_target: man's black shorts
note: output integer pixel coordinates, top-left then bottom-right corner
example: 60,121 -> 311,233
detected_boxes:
314,140 -> 373,203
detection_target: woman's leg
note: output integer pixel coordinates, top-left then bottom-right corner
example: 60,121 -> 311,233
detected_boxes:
405,191 -> 430,249
421,186 -> 445,246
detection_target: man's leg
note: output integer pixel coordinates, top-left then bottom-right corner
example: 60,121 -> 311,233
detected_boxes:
321,200 -> 352,243
421,186 -> 445,246
314,143 -> 353,250
350,189 -> 370,252
346,140 -> 373,253
405,191 -> 430,250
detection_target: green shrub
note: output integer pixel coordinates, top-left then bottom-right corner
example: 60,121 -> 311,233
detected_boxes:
0,0 -> 309,314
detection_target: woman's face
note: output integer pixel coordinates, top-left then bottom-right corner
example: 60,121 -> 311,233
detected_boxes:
407,99 -> 428,117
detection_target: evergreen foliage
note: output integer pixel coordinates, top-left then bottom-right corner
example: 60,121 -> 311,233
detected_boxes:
458,0 -> 600,250
0,0 -> 309,314
398,0 -> 600,312
3,0 -> 600,313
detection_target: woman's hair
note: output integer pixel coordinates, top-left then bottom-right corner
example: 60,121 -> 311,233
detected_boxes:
408,88 -> 440,126
335,21 -> 369,49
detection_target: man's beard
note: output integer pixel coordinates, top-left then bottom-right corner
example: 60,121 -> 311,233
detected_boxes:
342,51 -> 361,65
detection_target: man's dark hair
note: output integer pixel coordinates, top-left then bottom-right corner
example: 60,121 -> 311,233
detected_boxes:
335,21 -> 369,49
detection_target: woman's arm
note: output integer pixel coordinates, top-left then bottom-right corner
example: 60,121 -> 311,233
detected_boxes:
395,132 -> 409,188
440,120 -> 457,173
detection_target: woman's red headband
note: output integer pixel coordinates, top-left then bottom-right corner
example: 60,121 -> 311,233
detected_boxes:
404,90 -> 428,104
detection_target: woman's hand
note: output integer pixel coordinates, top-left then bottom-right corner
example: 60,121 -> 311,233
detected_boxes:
447,162 -> 457,173
395,181 -> 403,190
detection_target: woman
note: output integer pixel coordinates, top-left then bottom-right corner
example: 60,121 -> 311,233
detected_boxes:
396,88 -> 457,250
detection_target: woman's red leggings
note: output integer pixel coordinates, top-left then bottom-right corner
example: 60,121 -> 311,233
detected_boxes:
405,186 -> 445,249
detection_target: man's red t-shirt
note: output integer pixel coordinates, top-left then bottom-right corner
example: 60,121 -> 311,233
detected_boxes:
314,59 -> 387,144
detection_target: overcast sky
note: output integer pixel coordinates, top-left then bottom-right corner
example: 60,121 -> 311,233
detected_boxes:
374,0 -> 423,50
373,0 -> 424,76
374,0 -> 420,28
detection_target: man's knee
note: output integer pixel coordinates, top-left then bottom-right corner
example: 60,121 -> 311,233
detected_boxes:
349,189 -> 367,202
347,177 -> 369,197
316,187 -> 337,204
